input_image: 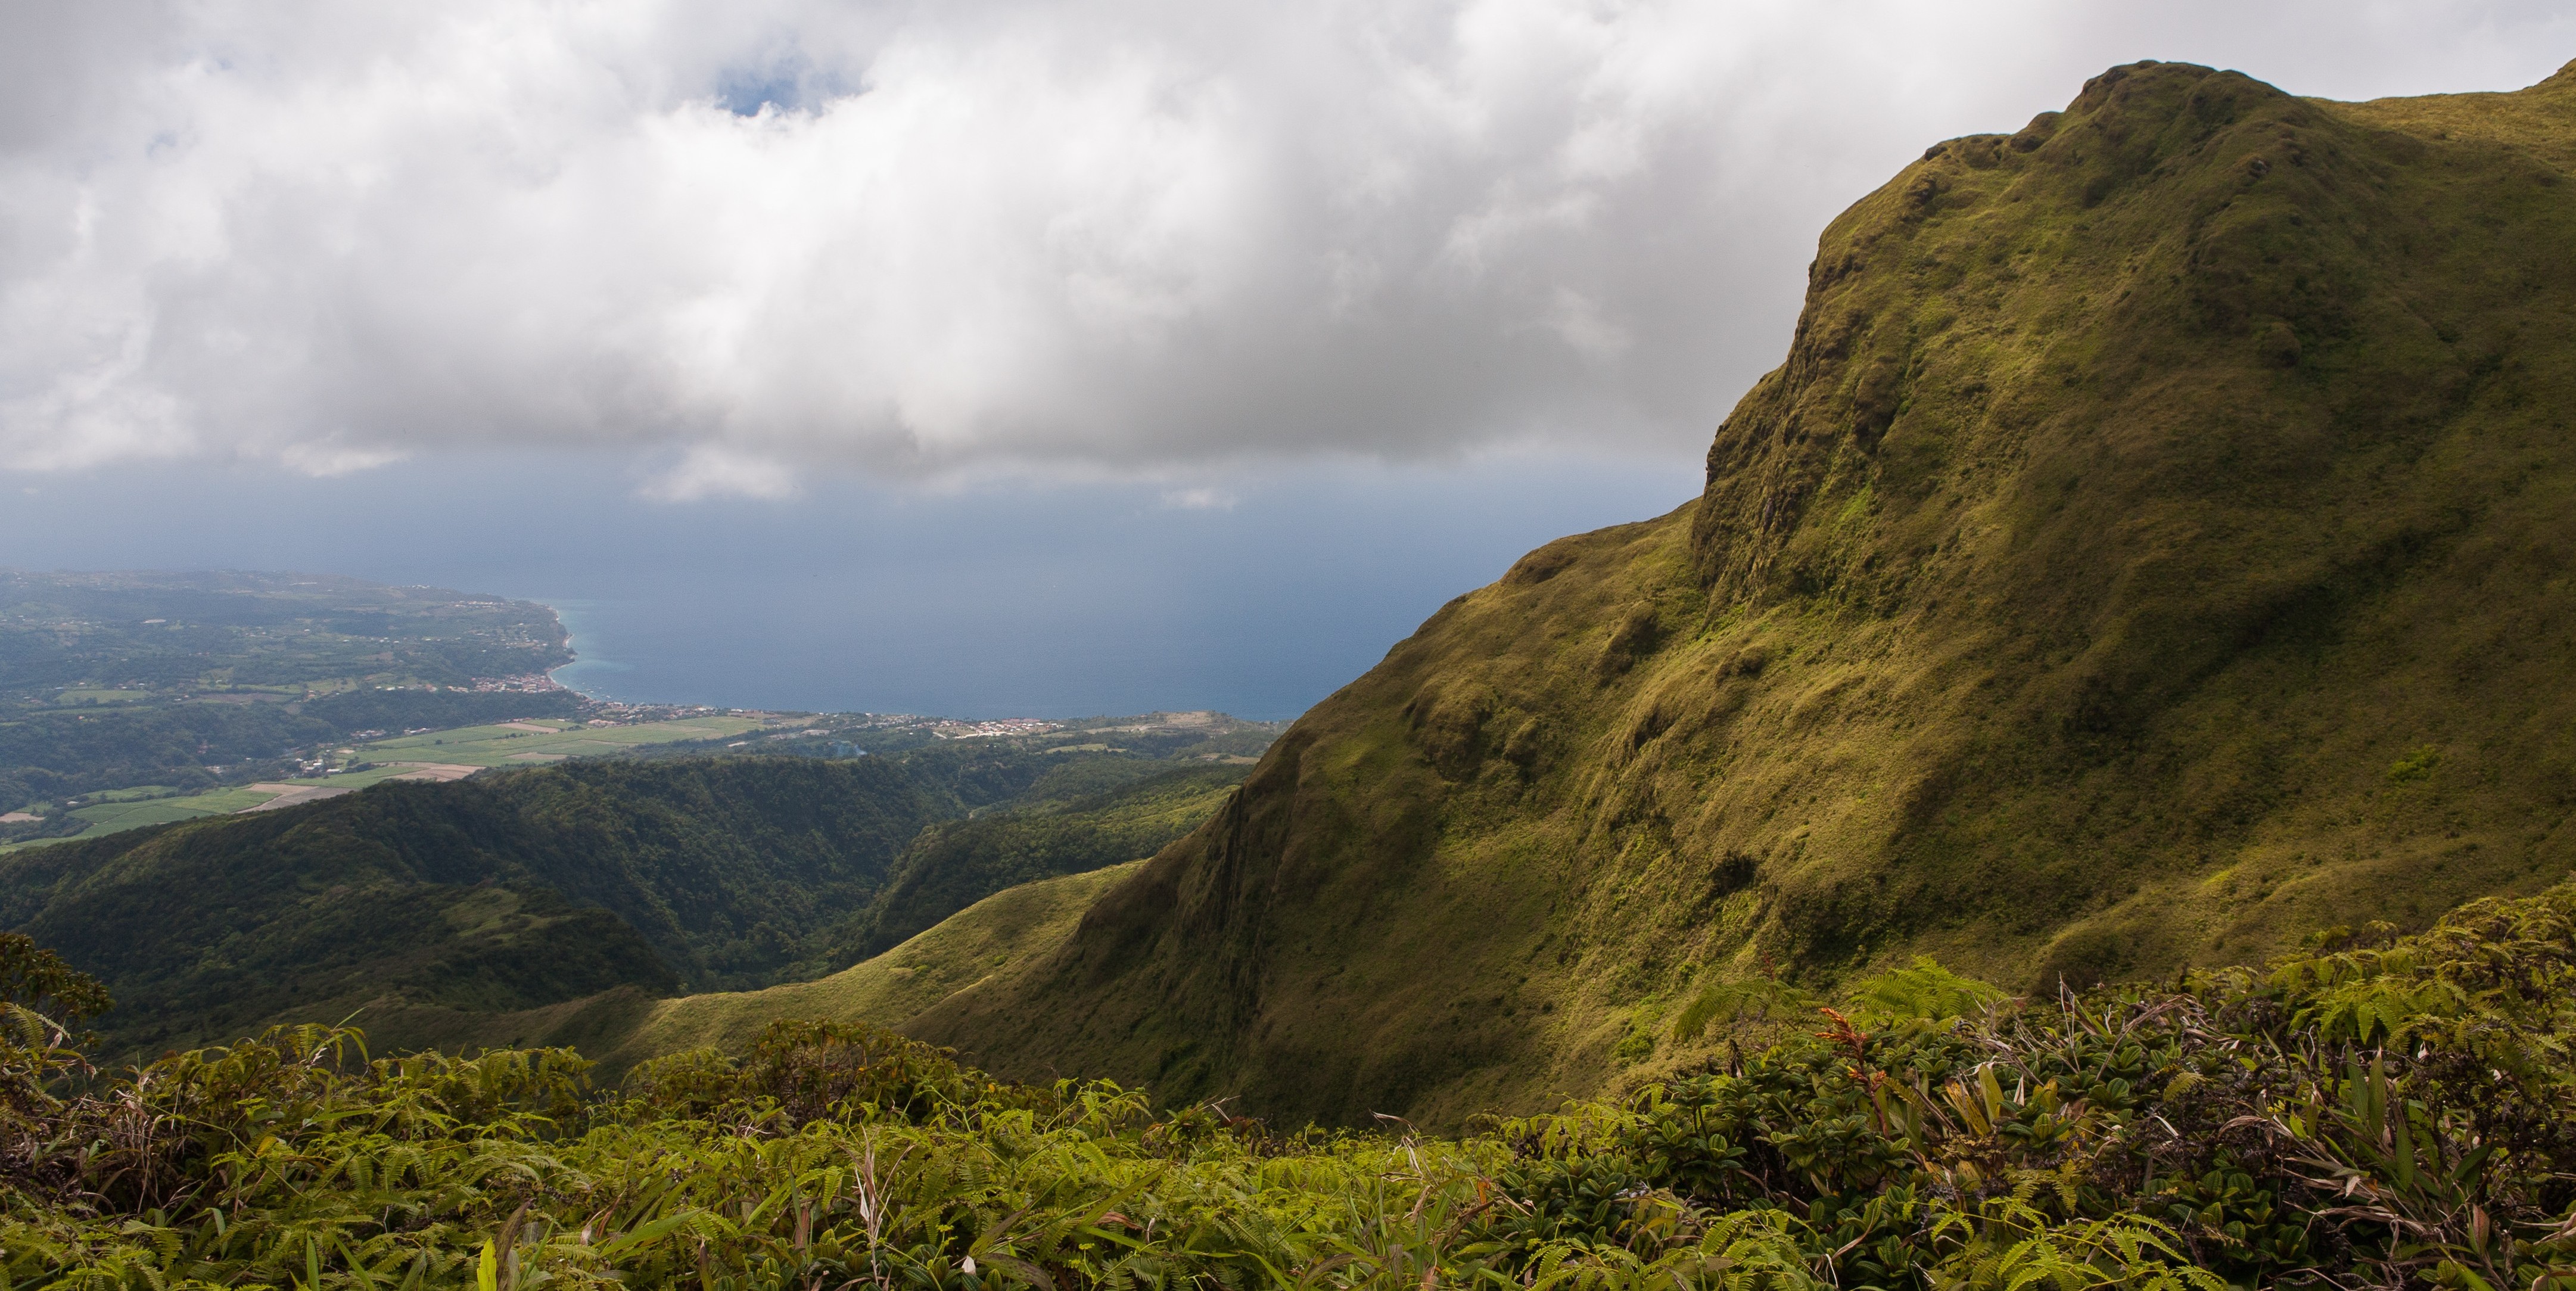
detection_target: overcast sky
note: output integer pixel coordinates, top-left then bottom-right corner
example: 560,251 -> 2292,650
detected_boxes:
5,1 -> 2569,500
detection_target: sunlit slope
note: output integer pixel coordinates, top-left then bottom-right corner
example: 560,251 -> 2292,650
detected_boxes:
357,863 -> 1141,1076
915,59 -> 2576,1126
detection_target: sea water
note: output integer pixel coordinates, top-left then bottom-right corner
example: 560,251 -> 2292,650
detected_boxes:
1,452 -> 1696,720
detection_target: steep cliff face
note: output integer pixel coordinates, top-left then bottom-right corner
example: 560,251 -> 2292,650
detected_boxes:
915,60 -> 2576,1126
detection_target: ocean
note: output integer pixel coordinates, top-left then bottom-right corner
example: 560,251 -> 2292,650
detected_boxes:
3,452 -> 1698,721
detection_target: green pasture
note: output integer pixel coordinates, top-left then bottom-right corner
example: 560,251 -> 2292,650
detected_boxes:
50,689 -> 153,705
1,716 -> 773,854
310,763 -> 442,791
67,787 -> 285,833
1,785 -> 297,854
354,715 -> 770,769
81,784 -> 185,803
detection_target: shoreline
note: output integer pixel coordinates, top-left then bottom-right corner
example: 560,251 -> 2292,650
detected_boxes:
539,598 -> 626,701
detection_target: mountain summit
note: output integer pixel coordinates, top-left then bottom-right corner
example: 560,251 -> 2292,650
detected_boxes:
917,60 -> 2576,1125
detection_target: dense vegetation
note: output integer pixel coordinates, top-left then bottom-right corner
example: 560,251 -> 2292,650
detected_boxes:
0,570 -> 574,810
917,58 -> 2576,1125
10,880 -> 2576,1289
0,571 -> 568,705
0,744 -> 1253,1058
0,693 -> 585,830
0,705 -> 331,835
297,689 -> 586,737
834,764 -> 1249,962
0,758 -> 948,1054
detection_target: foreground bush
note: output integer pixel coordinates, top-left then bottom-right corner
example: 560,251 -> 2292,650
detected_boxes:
6,883 -> 2576,1289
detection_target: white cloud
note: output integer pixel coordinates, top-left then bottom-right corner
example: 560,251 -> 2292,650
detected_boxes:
0,1 -> 2568,487
277,440 -> 408,477
1160,486 -> 1238,511
641,444 -> 804,502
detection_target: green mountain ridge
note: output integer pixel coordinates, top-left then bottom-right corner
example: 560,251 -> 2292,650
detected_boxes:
0,742 -> 1252,1056
0,757 -> 945,1053
910,58 -> 2576,1127
353,861 -> 1144,1080
833,763 -> 1249,962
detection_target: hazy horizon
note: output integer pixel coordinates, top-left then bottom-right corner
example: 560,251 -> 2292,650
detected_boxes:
2,448 -> 1695,720
7,2 -> 2570,717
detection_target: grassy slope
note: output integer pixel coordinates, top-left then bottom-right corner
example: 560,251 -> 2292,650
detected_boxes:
832,764 -> 1247,962
914,60 -> 2576,1127
353,863 -> 1141,1078
350,766 -> 1238,1072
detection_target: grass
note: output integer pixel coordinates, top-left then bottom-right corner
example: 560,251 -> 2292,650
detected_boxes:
355,716 -> 770,769
0,786 -> 298,855
48,689 -> 151,705
0,717 -> 780,855
302,763 -> 444,790
66,787 -> 286,830
839,764 -> 1246,962
346,862 -> 1143,1078
74,785 -> 185,803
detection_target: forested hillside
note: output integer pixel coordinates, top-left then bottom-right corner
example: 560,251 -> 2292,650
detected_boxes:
833,763 -> 1248,962
917,60 -> 2576,1125
0,757 -> 944,1053
353,862 -> 1147,1076
0,742 -> 1250,1054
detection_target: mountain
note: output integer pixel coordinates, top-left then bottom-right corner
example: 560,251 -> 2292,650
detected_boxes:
912,60 -> 2576,1125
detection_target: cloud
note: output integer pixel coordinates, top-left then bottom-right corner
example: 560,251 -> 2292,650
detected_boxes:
1,1 -> 2569,486
1160,486 -> 1238,511
640,445 -> 804,502
276,440 -> 409,478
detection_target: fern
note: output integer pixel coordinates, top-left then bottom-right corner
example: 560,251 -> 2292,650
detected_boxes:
12,879 -> 2576,1287
1846,957 -> 2009,1025
1670,978 -> 1819,1042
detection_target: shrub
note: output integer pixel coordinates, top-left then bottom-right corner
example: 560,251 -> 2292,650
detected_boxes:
7,882 -> 2576,1287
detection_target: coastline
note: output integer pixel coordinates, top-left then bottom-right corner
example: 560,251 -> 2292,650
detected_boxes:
540,598 -> 629,700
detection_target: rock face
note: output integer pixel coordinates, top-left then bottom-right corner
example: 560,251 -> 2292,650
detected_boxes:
915,60 -> 2576,1126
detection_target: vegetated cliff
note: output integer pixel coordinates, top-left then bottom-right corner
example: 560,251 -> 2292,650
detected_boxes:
916,59 -> 2576,1126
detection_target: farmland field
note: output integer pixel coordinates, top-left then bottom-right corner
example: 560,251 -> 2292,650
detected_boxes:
352,714 -> 771,768
1,785 -> 294,853
0,714 -> 780,853
64,786 -> 284,830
